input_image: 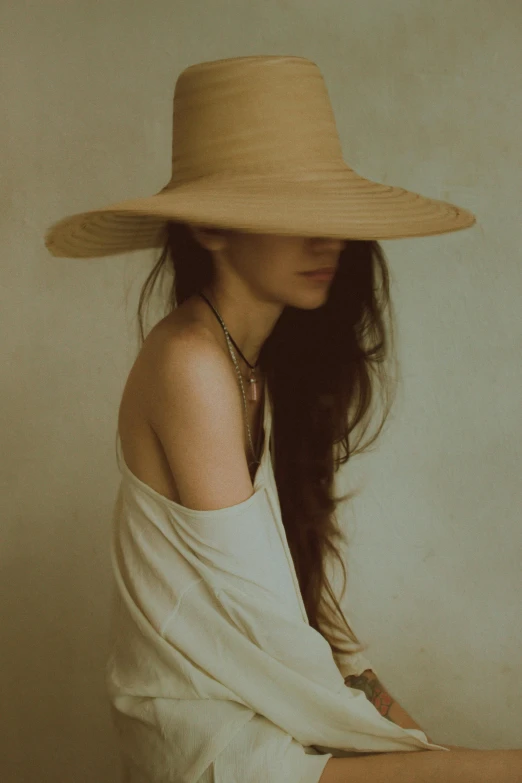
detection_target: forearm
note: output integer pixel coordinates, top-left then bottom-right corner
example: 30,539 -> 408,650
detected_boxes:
344,668 -> 430,739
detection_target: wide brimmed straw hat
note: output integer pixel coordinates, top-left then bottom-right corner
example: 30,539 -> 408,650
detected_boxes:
44,55 -> 476,259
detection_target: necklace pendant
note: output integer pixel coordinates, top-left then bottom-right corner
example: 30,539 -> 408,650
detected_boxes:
247,374 -> 257,402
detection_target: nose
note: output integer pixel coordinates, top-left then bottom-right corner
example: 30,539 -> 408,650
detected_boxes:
310,237 -> 346,252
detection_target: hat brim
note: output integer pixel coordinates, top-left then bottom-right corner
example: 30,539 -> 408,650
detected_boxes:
44,171 -> 476,258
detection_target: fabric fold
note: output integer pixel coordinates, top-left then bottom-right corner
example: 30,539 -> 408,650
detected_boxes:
106,386 -> 447,783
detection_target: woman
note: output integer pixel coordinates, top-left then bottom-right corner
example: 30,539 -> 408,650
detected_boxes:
45,55 -> 521,782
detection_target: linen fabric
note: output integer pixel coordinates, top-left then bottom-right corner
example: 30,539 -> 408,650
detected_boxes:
106,384 -> 447,782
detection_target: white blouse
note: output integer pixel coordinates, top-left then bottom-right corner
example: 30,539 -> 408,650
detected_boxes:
106,385 -> 447,783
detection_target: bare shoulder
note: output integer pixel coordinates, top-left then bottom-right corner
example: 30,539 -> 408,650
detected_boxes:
142,313 -> 237,416
136,313 -> 255,512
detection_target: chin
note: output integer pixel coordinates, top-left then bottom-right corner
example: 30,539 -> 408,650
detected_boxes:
288,293 -> 330,310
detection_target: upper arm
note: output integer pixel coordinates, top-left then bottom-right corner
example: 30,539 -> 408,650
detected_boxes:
145,328 -> 255,512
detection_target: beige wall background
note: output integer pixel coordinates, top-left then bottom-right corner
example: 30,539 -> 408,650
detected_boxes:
2,1 -> 521,781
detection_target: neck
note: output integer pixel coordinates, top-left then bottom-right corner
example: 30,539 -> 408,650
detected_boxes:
198,285 -> 281,367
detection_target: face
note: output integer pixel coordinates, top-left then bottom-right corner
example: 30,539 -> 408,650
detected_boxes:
190,226 -> 346,309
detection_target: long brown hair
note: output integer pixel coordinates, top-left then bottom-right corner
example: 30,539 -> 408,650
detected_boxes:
136,220 -> 399,660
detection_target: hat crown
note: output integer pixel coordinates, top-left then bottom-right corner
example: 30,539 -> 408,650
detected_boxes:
43,54 -> 477,259
163,56 -> 348,188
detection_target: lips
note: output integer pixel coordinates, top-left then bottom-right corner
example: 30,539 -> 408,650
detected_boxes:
299,267 -> 336,280
301,266 -> 336,274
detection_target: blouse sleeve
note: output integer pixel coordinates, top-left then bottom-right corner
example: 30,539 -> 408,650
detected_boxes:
333,647 -> 377,680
